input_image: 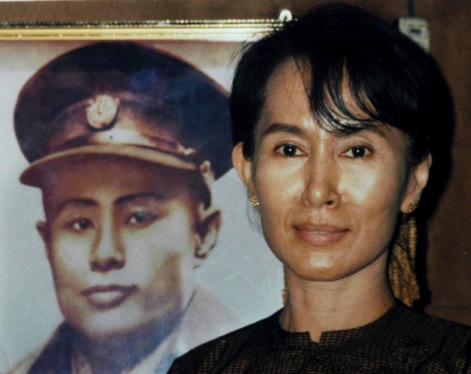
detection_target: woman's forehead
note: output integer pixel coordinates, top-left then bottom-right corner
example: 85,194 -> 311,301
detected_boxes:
261,60 -> 382,134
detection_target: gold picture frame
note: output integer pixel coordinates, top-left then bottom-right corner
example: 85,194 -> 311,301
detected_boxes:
0,19 -> 282,41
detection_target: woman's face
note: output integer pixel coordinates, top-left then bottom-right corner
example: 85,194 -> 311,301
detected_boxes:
38,158 -> 216,341
233,60 -> 430,283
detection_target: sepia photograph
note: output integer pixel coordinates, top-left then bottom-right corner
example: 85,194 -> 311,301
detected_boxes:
0,29 -> 283,373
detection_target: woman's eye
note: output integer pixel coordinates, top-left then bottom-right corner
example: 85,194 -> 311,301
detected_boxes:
127,211 -> 157,226
276,144 -> 302,158
71,219 -> 93,231
345,145 -> 371,158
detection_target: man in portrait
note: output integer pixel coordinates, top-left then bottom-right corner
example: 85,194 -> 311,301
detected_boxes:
10,41 -> 239,373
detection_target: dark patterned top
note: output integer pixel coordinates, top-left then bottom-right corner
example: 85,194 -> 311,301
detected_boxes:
169,303 -> 471,373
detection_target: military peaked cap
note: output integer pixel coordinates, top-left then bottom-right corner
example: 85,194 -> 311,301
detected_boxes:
15,42 -> 232,191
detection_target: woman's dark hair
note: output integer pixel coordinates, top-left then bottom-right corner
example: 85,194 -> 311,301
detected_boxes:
230,3 -> 454,217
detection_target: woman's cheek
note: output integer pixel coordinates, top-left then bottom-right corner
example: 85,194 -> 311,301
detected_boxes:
254,159 -> 304,202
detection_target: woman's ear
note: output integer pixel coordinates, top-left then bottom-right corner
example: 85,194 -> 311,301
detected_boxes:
193,210 -> 221,268
232,142 -> 254,194
400,153 -> 432,213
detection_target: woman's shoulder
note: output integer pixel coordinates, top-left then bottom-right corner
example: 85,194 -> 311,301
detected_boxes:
168,310 -> 281,373
378,303 -> 471,370
387,303 -> 471,341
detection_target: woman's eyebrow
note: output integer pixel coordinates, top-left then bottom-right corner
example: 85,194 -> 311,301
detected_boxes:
259,121 -> 388,139
334,123 -> 389,138
259,123 -> 306,140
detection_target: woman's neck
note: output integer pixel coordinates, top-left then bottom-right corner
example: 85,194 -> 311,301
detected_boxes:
280,260 -> 394,342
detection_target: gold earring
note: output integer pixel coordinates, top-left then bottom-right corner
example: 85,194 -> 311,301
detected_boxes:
249,195 -> 260,208
388,217 -> 419,307
407,200 -> 419,214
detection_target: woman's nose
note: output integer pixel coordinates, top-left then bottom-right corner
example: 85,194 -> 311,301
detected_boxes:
300,156 -> 340,208
90,217 -> 125,272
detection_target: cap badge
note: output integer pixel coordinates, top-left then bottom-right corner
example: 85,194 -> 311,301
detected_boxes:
86,95 -> 120,130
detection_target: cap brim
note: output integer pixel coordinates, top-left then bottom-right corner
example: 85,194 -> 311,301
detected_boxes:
20,144 -> 197,187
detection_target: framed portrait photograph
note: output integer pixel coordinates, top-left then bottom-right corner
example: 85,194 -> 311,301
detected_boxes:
0,20 -> 284,373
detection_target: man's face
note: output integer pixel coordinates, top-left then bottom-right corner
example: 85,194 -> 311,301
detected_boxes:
38,157 -> 217,341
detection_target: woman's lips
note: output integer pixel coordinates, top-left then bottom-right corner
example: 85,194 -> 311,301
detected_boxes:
81,285 -> 137,309
294,224 -> 349,246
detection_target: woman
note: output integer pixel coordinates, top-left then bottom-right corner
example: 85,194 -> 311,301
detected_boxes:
170,4 -> 471,372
